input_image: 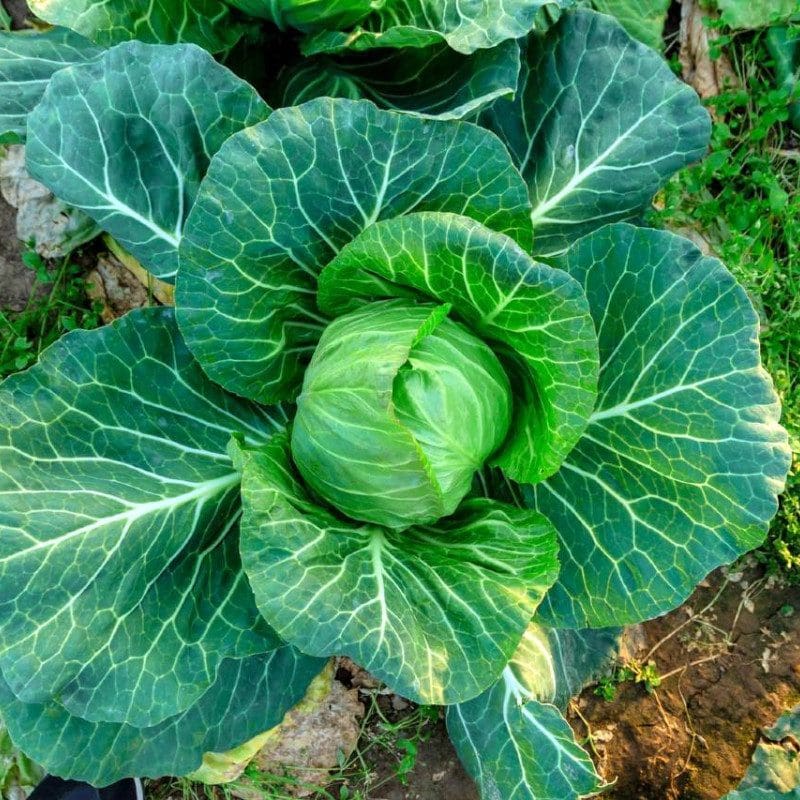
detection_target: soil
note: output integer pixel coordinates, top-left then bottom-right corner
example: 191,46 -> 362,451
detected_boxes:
0,0 -> 34,311
333,663 -> 479,800
571,564 -> 800,800
0,193 -> 33,311
367,718 -> 478,800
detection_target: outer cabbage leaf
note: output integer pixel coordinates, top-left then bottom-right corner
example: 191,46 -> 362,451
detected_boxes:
449,696 -> 601,800
730,706 -> 800,797
27,0 -> 247,51
292,301 -> 511,529
0,28 -> 102,144
503,622 -> 621,709
318,212 -> 599,485
480,9 -> 711,256
0,649 -> 324,786
591,0 -> 669,49
237,434 -> 560,706
446,623 -> 615,800
531,224 -> 791,628
0,714 -> 43,798
26,41 -> 269,281
302,0 -> 569,55
176,97 -> 534,404
0,307 -> 286,727
715,0 -> 798,29
279,39 -> 519,120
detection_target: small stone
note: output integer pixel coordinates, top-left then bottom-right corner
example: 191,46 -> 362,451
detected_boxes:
391,695 -> 410,711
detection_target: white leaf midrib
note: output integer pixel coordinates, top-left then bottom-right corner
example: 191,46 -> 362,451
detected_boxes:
0,471 -> 240,565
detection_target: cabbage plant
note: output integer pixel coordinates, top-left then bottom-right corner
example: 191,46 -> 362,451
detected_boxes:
0,6 -> 792,800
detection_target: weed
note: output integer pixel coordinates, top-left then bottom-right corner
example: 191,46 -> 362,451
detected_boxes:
594,660 -> 663,701
0,244 -> 103,379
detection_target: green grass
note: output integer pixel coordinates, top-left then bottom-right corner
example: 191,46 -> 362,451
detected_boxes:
651,26 -> 800,581
0,246 -> 103,380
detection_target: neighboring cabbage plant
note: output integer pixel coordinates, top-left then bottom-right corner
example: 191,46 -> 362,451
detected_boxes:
0,0 -> 574,134
0,7 -> 792,800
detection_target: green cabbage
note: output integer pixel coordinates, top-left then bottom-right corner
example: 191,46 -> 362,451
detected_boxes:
291,301 -> 512,528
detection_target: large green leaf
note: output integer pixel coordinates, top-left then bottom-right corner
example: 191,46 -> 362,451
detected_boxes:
504,622 -> 621,709
0,307 -> 286,727
302,0 -> 566,55
292,301 -> 512,529
480,9 -> 711,256
0,28 -> 101,144
715,0 -> 798,29
448,695 -> 601,800
176,97 -> 534,404
318,211 -> 599,486
279,39 -> 520,120
25,40 -> 269,281
237,433 -> 559,705
27,0 -> 247,51
530,224 -> 791,628
591,0 -> 669,49
0,649 -> 324,786
446,622 -> 615,800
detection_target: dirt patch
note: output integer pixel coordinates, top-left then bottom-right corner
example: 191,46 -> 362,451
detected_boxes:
0,193 -> 33,311
571,564 -> 800,800
350,704 -> 477,800
366,717 -> 478,800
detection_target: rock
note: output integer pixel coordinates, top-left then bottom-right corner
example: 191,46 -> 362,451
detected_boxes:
391,695 -> 410,712
0,145 -> 98,259
618,624 -> 648,663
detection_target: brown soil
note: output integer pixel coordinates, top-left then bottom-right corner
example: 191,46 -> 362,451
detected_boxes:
0,0 -> 34,310
361,708 -> 477,800
0,193 -> 33,311
571,564 -> 800,800
333,663 -> 479,800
